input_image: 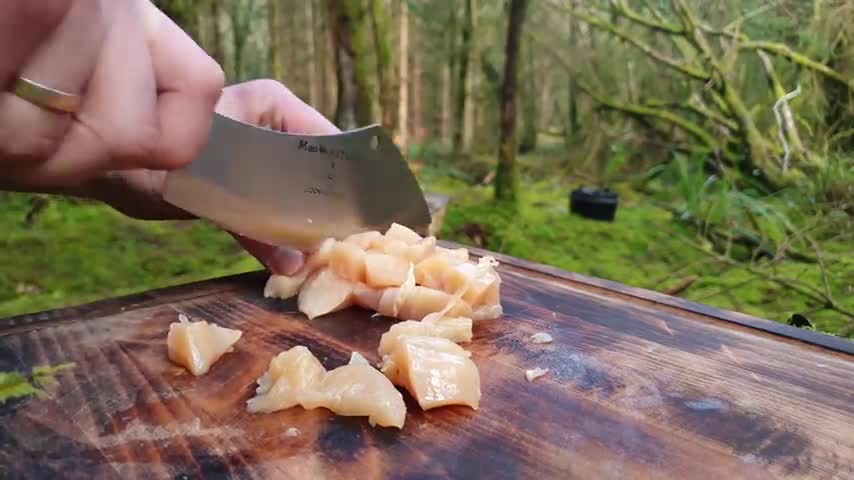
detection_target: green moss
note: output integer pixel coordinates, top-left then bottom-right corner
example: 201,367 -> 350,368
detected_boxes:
0,194 -> 259,318
0,362 -> 76,404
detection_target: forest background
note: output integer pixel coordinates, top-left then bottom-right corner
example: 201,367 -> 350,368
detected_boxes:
1,0 -> 851,340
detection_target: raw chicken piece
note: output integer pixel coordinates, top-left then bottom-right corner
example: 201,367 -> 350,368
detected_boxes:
433,246 -> 470,264
442,256 -> 501,307
248,347 -> 406,429
329,241 -> 367,283
167,314 -> 242,376
298,268 -> 354,319
343,230 -> 384,250
375,285 -> 472,321
529,332 -> 553,344
246,346 -> 326,413
384,222 -> 423,245
352,282 -> 385,312
377,317 -> 473,356
264,273 -> 309,300
525,367 -> 549,382
382,236 -> 437,264
414,254 -> 450,290
364,252 -> 411,288
263,238 -> 337,300
349,351 -> 370,366
472,304 -> 503,321
300,353 -> 407,429
380,335 -> 481,410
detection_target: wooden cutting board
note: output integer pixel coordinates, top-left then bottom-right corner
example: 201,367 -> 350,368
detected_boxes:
1,244 -> 852,480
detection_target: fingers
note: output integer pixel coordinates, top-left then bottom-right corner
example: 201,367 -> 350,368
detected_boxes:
29,0 -> 158,184
0,0 -> 102,170
141,1 -> 225,170
215,79 -> 340,135
232,233 -> 306,276
0,1 -> 72,87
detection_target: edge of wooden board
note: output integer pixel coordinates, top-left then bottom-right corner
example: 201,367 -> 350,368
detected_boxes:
1,241 -> 851,355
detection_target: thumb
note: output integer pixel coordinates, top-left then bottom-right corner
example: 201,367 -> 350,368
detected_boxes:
232,233 -> 305,276
214,79 -> 340,135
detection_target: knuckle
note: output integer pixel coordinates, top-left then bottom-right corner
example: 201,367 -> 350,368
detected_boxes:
116,125 -> 159,162
194,57 -> 226,103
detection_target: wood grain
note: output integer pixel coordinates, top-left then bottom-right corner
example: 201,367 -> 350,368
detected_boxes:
0,245 -> 852,479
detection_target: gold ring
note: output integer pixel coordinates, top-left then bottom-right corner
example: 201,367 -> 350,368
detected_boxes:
10,77 -> 82,114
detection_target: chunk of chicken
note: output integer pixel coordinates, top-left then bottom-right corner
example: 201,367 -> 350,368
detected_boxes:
167,314 -> 242,376
381,236 -> 437,264
376,285 -> 473,320
246,346 -> 326,413
263,237 -> 337,300
266,227 -> 501,323
329,241 -> 367,283
248,346 -> 406,429
443,257 -> 502,307
343,230 -> 384,250
380,335 -> 481,411
377,317 -> 473,356
298,268 -> 354,320
300,353 -> 406,429
364,252 -> 411,288
384,222 -> 423,245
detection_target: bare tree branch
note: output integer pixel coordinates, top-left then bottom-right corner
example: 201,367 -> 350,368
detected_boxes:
609,0 -> 682,34
546,0 -> 710,80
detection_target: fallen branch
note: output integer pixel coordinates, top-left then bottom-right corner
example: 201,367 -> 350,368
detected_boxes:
548,0 -> 710,80
681,238 -> 854,321
577,80 -> 720,152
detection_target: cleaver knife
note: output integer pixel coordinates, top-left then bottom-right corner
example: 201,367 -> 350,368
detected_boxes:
161,113 -> 431,252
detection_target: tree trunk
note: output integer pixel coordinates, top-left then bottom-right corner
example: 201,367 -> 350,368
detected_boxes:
314,0 -> 328,114
539,69 -> 554,133
268,0 -> 284,82
519,39 -> 538,153
443,5 -> 459,145
452,0 -> 475,154
566,6 -> 579,144
327,0 -> 374,130
306,1 -> 319,107
463,0 -> 478,150
495,0 -> 528,203
155,0 -> 198,40
440,64 -> 452,144
411,17 -> 424,142
318,3 -> 336,118
196,0 -> 226,69
397,0 -> 409,152
287,0 -> 300,94
369,0 -> 396,131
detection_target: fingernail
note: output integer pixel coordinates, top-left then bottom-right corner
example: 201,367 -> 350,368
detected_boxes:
265,247 -> 305,276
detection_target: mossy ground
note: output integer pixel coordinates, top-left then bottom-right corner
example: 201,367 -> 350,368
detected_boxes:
0,151 -> 851,338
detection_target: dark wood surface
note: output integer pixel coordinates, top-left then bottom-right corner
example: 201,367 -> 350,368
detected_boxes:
1,243 -> 852,480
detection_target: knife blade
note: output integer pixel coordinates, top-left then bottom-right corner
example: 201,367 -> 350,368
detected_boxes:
161,113 -> 431,251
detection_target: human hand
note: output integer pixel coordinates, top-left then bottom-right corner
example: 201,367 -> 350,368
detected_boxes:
83,79 -> 342,275
0,0 -> 224,189
0,1 -> 341,275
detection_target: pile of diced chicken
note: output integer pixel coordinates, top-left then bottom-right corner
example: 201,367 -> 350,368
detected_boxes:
166,223 -> 502,430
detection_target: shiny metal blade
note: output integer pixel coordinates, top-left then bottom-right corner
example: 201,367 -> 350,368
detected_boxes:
161,113 -> 431,251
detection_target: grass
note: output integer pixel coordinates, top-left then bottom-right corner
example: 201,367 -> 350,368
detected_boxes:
0,193 -> 260,317
0,149 -> 851,339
